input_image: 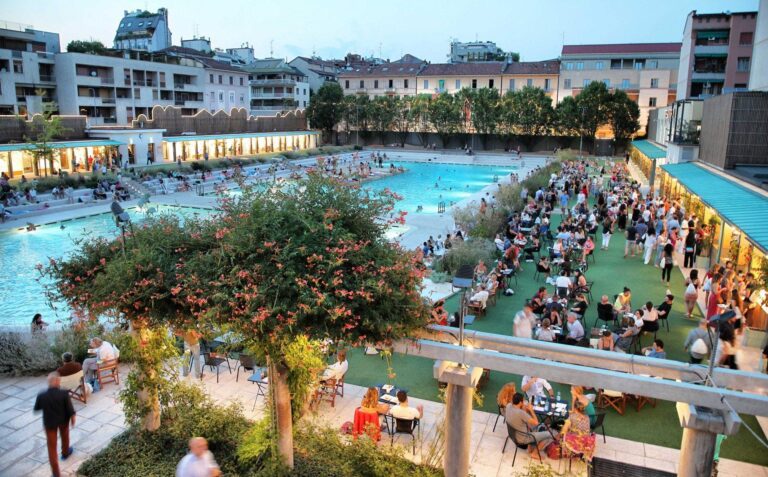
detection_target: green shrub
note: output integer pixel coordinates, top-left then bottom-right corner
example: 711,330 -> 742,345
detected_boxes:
428,271 -> 452,283
440,239 -> 498,275
49,320 -> 105,364
0,332 -> 58,375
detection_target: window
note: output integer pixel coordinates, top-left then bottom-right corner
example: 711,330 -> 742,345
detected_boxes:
565,62 -> 573,70
239,93 -> 245,103
471,79 -> 477,89
740,32 -> 753,45
647,60 -> 658,69
210,92 -> 215,102
527,78 -> 533,87
563,78 -> 571,89
576,62 -> 584,70
388,79 -> 393,88
621,79 -> 630,89
583,79 -> 590,87
634,60 -> 645,70
303,89 -> 306,95
423,79 -> 429,89
240,77 -> 244,86
218,75 -> 222,84
648,97 -> 657,107
544,78 -> 551,91
602,79 -> 610,87
404,79 -> 409,88
209,73 -> 214,83
737,57 -> 750,72
508,79 -> 515,91
455,79 -> 461,89
229,92 -> 235,104
650,78 -> 659,88
374,80 -> 379,88
360,80 -> 364,88
218,91 -> 224,101
438,79 -> 445,91
229,76 -> 233,85
734,83 -> 748,89
12,60 -> 23,74
345,80 -> 349,89
595,61 -> 604,70
134,88 -> 140,99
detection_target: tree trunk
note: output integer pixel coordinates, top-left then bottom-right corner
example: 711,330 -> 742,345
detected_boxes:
270,358 -> 294,468
132,321 -> 161,431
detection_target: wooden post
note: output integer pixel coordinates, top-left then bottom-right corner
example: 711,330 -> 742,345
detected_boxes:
438,364 -> 484,477
677,403 -> 741,477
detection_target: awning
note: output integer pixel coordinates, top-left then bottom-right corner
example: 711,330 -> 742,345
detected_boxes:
696,30 -> 729,39
0,139 -> 123,152
661,162 -> 768,253
694,53 -> 728,58
631,140 -> 666,159
164,131 -> 316,142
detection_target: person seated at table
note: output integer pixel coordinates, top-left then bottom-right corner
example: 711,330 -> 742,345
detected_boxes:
521,375 -> 555,400
474,260 -> 488,282
641,301 -> 659,334
360,386 -> 390,415
390,390 -> 423,421
570,385 -> 597,426
431,299 -> 448,326
469,284 -> 489,310
570,294 -> 589,320
536,318 -> 556,342
505,393 -> 556,459
613,316 -> 643,353
642,339 -> 667,359
523,236 -> 540,262
57,352 -> 82,377
555,270 -> 572,299
596,295 -> 614,323
552,238 -> 565,258
597,330 -> 614,351
530,287 -> 548,315
497,382 -> 517,409
560,399 -> 596,462
573,270 -> 589,294
536,256 -> 551,280
82,337 -> 117,388
613,287 -> 632,316
563,312 -> 585,345
656,294 -> 673,324
321,350 -> 348,383
494,233 -> 505,252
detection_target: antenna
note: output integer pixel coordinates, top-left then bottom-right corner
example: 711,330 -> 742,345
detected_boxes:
379,42 -> 382,59
270,39 -> 274,58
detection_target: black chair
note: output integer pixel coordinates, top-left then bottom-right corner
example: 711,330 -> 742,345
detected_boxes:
492,404 -> 505,432
658,312 -> 671,332
236,354 -> 256,382
591,410 -> 607,443
533,263 -> 550,282
200,342 -> 231,383
389,417 -> 420,454
502,423 -> 540,467
594,304 -> 618,329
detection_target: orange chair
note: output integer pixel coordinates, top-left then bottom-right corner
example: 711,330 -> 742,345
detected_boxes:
96,359 -> 120,388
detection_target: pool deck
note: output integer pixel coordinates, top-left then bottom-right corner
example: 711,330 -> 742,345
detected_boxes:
1,362 -> 765,477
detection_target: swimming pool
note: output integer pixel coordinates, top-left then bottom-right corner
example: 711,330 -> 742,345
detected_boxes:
367,162 -> 517,214
209,161 -> 518,214
0,204 -> 213,328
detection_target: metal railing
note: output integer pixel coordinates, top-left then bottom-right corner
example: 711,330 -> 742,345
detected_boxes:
250,78 -> 298,86
39,74 -> 55,82
437,201 -> 446,214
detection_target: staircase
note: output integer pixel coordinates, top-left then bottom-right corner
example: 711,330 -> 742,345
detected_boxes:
123,178 -> 152,198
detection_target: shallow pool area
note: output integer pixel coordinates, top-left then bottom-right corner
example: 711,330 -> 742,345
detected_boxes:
0,204 -> 213,328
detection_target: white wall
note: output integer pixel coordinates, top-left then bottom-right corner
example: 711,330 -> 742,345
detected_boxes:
750,0 -> 768,91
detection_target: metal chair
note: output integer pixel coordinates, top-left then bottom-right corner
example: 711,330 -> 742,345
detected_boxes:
248,368 -> 268,410
388,416 -> 420,454
236,354 -> 256,382
502,423 -> 540,467
200,342 -> 231,383
492,403 -> 505,432
591,410 -> 607,443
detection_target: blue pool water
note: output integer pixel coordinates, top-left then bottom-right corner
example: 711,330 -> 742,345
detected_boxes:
368,162 -> 517,214
0,205 -> 212,328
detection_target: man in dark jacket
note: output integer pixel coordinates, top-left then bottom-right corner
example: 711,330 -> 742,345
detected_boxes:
34,373 -> 76,477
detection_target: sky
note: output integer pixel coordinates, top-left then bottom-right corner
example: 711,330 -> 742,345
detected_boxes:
0,0 -> 760,62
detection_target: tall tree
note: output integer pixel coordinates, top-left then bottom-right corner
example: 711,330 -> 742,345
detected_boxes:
25,97 -> 67,177
391,96 -> 414,147
66,40 -> 107,54
505,86 -> 554,149
306,82 -> 344,143
410,95 -> 432,146
469,87 -> 500,149
608,89 -> 641,147
427,92 -> 462,148
554,95 -> 581,137
576,81 -> 612,150
370,96 -> 398,144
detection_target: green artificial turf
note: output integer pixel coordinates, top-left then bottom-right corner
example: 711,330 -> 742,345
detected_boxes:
345,172 -> 768,466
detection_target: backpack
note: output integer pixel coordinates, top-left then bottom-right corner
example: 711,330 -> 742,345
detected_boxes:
691,338 -> 708,356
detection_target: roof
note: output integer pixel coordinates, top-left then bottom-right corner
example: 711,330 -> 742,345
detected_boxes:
393,54 -> 423,64
661,162 -> 768,253
115,12 -> 162,38
561,43 -> 682,55
161,47 -> 245,72
244,59 -> 305,76
419,62 -> 506,77
503,60 -> 560,75
0,139 -> 123,152
339,63 -> 425,78
631,140 -> 666,159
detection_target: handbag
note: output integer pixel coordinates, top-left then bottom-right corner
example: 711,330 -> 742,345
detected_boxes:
690,338 -> 708,356
659,257 -> 666,267
546,441 -> 562,459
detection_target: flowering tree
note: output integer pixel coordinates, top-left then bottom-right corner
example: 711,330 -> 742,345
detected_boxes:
46,173 -> 429,467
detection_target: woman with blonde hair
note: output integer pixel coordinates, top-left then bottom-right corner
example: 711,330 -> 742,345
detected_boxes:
361,386 -> 390,415
497,382 -> 517,408
353,387 -> 388,441
570,385 -> 597,426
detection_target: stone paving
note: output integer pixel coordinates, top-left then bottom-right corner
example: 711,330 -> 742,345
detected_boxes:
1,361 -> 767,477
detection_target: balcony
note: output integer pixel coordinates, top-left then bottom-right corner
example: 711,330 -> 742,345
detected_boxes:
249,78 -> 298,86
39,74 -> 55,83
251,92 -> 293,99
691,71 -> 725,81
694,45 -> 729,56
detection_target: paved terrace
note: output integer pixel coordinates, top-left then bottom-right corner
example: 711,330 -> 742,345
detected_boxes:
2,363 -> 768,477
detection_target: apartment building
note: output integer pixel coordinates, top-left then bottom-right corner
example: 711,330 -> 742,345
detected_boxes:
677,10 -> 758,99
752,0 -> 768,91
0,21 -> 60,115
164,46 -> 250,113
448,40 -> 514,63
338,60 -> 559,102
245,59 -> 310,115
113,8 -> 172,52
55,51 -> 204,125
289,56 -> 340,94
559,43 -> 681,134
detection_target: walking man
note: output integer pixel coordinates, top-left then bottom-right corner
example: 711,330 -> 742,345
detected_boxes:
34,372 -> 76,477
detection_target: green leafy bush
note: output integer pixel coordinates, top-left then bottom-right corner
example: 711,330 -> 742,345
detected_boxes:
49,321 -> 105,364
439,239 -> 498,275
0,332 -> 58,375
